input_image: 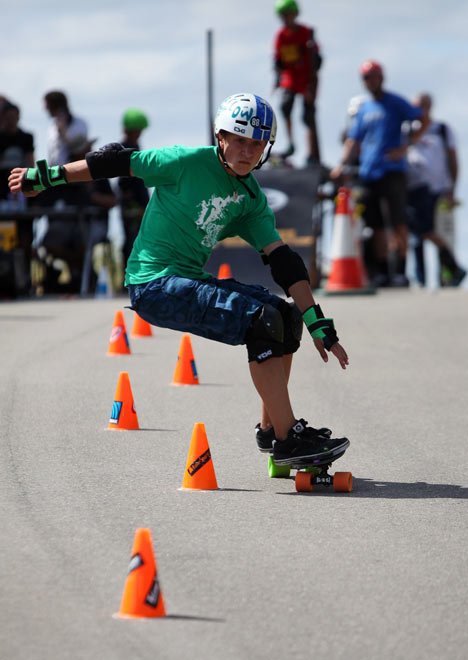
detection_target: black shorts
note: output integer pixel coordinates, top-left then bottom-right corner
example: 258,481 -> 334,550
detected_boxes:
407,186 -> 438,236
361,171 -> 408,229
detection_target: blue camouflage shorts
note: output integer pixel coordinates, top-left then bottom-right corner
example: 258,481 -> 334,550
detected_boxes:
127,275 -> 287,347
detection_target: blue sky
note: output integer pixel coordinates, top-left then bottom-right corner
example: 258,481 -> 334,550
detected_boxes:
3,0 -> 468,272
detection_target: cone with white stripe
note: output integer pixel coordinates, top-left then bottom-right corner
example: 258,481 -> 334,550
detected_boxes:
325,187 -> 374,294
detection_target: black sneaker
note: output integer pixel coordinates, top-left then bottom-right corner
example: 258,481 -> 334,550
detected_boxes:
448,267 -> 466,287
281,144 -> 295,159
255,419 -> 332,454
255,424 -> 276,453
272,420 -> 349,465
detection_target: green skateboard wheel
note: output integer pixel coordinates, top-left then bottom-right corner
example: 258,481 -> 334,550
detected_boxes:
268,456 -> 291,478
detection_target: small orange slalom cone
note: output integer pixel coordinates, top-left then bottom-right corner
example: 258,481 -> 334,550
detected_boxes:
108,371 -> 139,430
181,423 -> 218,491
172,334 -> 199,386
217,263 -> 232,279
116,528 -> 166,619
131,312 -> 152,338
107,310 -> 131,355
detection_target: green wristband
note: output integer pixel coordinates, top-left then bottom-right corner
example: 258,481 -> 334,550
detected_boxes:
302,304 -> 339,351
21,159 -> 67,193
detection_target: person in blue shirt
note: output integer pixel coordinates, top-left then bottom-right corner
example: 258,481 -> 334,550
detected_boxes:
331,60 -> 428,286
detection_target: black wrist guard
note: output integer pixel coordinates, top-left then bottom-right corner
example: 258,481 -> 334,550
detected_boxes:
21,159 -> 67,193
85,142 -> 136,180
302,304 -> 339,351
268,244 -> 310,296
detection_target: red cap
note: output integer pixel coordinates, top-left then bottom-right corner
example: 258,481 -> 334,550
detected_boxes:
360,60 -> 383,76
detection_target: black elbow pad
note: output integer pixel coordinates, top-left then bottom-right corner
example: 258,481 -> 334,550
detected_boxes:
85,142 -> 136,179
268,245 -> 309,296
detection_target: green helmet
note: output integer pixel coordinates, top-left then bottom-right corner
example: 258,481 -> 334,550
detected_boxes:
275,0 -> 299,14
122,108 -> 149,131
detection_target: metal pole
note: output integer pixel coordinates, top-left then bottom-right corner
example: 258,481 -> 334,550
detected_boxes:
207,29 -> 215,145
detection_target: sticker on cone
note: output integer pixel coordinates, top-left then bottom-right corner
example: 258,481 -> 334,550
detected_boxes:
115,528 -> 166,619
131,313 -> 152,338
172,334 -> 199,386
107,310 -> 131,355
181,423 -> 218,490
108,372 -> 139,430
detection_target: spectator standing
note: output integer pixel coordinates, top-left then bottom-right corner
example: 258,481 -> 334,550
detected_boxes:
273,0 -> 322,165
44,90 -> 88,165
0,102 -> 34,201
406,93 -> 465,286
117,108 -> 150,265
331,61 -> 428,286
0,101 -> 35,294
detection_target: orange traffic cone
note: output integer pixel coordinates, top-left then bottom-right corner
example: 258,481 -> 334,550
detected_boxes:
109,371 -> 139,430
131,312 -> 152,338
107,310 -> 131,355
217,263 -> 232,279
324,187 -> 374,295
116,528 -> 166,619
172,334 -> 199,386
181,423 -> 218,490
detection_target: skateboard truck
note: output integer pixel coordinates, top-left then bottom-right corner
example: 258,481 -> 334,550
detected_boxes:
295,464 -> 353,493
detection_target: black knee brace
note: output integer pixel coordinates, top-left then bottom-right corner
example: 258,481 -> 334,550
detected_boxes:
278,300 -> 303,355
244,304 -> 284,363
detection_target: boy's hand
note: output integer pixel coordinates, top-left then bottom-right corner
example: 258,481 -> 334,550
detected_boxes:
8,168 -> 27,194
8,168 -> 39,197
313,337 -> 349,370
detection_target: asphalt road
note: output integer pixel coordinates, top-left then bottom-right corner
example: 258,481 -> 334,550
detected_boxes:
1,289 -> 467,660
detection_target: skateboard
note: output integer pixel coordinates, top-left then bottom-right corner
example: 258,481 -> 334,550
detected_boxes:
267,446 -> 353,493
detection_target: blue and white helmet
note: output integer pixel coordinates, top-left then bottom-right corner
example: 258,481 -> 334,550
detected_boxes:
214,93 -> 277,145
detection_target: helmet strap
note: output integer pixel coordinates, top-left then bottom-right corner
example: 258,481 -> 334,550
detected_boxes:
253,143 -> 273,170
216,142 -> 256,199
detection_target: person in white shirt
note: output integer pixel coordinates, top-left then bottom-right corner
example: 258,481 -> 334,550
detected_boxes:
44,90 -> 88,166
406,93 -> 465,286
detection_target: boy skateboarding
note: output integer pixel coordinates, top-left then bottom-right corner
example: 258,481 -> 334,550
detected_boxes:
9,92 -> 349,465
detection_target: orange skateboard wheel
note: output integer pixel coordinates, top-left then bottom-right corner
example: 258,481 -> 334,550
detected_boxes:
333,472 -> 353,492
295,471 -> 315,492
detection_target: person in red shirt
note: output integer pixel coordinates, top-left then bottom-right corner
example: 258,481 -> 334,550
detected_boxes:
273,0 -> 322,164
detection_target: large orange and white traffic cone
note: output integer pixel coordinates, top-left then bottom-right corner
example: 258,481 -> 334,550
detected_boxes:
324,187 -> 374,295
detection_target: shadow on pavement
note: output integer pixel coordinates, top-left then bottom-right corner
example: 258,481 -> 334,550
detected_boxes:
164,614 -> 225,623
278,477 -> 468,499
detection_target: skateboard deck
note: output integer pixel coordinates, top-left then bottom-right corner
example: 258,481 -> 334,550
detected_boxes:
268,446 -> 352,493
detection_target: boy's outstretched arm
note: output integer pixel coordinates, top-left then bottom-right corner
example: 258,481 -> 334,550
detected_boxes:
8,159 -> 91,197
263,240 -> 349,370
9,143 -> 137,197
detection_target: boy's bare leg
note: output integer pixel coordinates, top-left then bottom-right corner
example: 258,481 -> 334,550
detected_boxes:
259,354 -> 293,430
249,356 -> 295,440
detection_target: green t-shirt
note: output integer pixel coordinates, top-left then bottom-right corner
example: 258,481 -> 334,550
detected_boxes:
124,145 -> 281,284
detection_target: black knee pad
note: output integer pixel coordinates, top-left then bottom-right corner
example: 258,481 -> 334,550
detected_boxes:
278,300 -> 303,355
245,304 -> 285,363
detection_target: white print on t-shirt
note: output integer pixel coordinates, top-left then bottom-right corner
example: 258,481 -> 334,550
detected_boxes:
195,192 -> 245,248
